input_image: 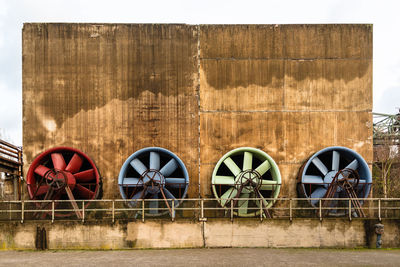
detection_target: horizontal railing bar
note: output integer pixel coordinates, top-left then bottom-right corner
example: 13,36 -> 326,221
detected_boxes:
3,198 -> 400,204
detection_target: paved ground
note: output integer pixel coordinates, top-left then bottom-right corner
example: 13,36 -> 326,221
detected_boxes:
0,248 -> 399,266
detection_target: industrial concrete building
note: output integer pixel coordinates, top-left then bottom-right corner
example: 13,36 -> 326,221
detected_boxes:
22,23 -> 372,199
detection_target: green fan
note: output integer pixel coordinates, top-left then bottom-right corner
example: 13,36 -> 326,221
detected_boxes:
212,147 -> 281,217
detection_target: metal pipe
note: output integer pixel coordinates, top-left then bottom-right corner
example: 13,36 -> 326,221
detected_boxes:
112,200 -> 115,223
51,201 -> 55,223
378,199 -> 381,221
319,199 -> 322,221
171,200 -> 175,222
200,199 -> 204,221
348,199 -> 352,221
20,201 -> 24,223
82,201 -> 85,223
230,200 -> 233,221
142,200 -> 145,222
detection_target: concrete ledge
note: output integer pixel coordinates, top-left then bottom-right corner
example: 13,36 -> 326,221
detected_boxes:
0,219 -> 399,249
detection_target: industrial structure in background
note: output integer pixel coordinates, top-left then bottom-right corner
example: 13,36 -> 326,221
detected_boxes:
373,110 -> 400,198
373,110 -> 400,145
0,140 -> 22,200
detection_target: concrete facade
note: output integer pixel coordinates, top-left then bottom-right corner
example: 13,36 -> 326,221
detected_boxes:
0,219 -> 398,249
22,24 -> 373,200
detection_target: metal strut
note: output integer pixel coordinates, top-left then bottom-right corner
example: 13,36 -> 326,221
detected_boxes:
321,168 -> 365,217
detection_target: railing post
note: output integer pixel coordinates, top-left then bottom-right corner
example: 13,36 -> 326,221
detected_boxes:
230,200 -> 234,221
171,200 -> 175,222
348,199 -> 352,221
142,199 -> 145,223
260,199 -> 263,222
319,199 -> 322,221
51,201 -> 55,223
82,201 -> 85,223
112,200 -> 115,223
20,200 -> 24,223
289,198 -> 293,222
378,198 -> 381,221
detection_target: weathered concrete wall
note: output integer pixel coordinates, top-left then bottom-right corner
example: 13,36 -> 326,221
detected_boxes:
199,25 -> 373,197
22,24 -> 200,198
22,24 -> 372,199
0,219 -> 399,249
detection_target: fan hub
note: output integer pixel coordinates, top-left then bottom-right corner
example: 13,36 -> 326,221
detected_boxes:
324,170 -> 356,192
235,170 -> 262,193
45,170 -> 76,191
142,169 -> 165,194
323,171 -> 341,189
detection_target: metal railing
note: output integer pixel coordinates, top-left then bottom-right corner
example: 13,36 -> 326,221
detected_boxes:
0,198 -> 399,223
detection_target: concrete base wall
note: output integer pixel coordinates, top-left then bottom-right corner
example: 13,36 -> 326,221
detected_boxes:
1,219 -> 399,249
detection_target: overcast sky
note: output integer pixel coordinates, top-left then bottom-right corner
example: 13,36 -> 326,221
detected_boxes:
0,0 -> 399,146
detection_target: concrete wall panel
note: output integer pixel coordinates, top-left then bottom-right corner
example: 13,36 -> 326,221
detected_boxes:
199,24 -> 372,197
200,24 -> 372,59
23,24 -> 200,198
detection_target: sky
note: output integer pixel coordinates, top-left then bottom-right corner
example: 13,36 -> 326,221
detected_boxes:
0,0 -> 400,146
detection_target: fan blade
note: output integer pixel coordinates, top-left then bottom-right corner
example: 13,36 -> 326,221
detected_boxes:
238,193 -> 250,216
65,186 -> 82,219
310,187 -> 327,205
74,169 -> 95,182
120,177 -> 143,187
75,184 -> 95,199
34,185 -> 50,196
214,176 -> 235,185
130,158 -> 148,176
132,189 -> 147,200
332,151 -> 340,171
259,180 -> 278,191
345,159 -> 359,171
255,160 -> 271,176
303,175 -> 324,185
34,165 -> 51,177
312,157 -> 328,176
149,193 -> 159,214
163,188 -> 179,207
243,152 -> 253,171
51,153 -> 66,170
160,158 -> 178,177
220,187 -> 237,207
149,152 -> 160,170
223,157 -> 241,177
65,153 -> 83,174
165,178 -> 187,188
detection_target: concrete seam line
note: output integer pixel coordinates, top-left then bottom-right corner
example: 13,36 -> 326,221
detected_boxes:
197,24 -> 201,198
